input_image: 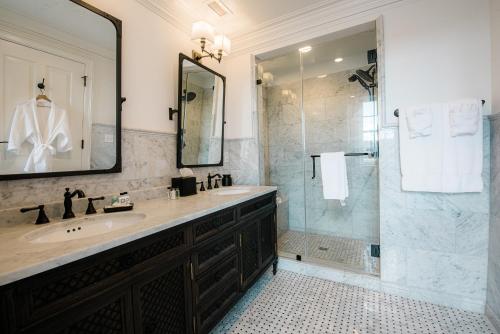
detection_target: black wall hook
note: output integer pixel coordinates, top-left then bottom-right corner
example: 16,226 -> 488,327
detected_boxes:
37,78 -> 46,90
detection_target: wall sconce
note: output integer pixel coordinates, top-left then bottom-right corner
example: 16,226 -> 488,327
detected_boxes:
191,21 -> 231,63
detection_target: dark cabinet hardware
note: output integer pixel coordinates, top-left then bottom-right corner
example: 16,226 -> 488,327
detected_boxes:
20,205 -> 50,225
86,196 -> 105,215
63,188 -> 86,219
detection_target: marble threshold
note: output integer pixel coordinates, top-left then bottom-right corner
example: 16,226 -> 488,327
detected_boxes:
0,186 -> 277,286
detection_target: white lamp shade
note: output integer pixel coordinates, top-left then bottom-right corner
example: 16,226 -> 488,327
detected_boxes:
213,34 -> 231,55
191,21 -> 214,43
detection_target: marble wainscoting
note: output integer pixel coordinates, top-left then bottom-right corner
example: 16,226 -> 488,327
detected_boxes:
487,114 -> 500,332
0,129 -> 259,226
379,120 -> 491,313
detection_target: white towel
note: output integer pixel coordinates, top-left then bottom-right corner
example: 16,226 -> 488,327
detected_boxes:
405,105 -> 433,138
399,100 -> 483,193
448,99 -> 481,137
320,152 -> 349,204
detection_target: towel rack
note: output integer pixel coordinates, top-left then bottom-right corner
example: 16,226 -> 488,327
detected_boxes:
393,99 -> 486,117
311,153 -> 374,179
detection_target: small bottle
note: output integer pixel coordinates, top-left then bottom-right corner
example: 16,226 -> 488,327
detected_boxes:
119,192 -> 130,206
169,188 -> 178,200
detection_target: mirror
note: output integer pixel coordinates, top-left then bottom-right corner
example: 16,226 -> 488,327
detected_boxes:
177,54 -> 225,167
0,0 -> 121,180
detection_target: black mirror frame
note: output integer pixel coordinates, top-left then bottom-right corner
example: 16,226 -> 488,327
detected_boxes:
176,53 -> 226,169
0,0 -> 123,181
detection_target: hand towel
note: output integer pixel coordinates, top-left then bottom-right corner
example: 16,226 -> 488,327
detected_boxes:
405,105 -> 433,138
399,103 -> 443,192
320,152 -> 349,204
399,100 -> 483,193
448,99 -> 481,137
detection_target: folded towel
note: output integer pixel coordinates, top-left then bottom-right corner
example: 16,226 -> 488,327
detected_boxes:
448,99 -> 481,137
399,100 -> 483,193
405,105 -> 433,138
320,152 -> 348,205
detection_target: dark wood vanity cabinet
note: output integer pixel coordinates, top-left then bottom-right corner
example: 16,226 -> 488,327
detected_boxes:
0,191 -> 277,334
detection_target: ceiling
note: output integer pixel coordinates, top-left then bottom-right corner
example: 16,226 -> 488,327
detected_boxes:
138,0 -> 334,38
0,0 -> 116,51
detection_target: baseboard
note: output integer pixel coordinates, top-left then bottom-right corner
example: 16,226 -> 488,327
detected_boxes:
486,304 -> 500,333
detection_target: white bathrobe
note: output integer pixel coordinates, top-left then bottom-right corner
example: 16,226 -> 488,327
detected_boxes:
7,98 -> 72,172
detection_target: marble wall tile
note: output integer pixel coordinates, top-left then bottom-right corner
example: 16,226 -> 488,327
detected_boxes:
379,120 -> 491,312
264,68 -> 380,244
0,129 -> 260,225
487,115 -> 500,331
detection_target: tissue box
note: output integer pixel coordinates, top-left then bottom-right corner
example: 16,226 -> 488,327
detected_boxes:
171,177 -> 197,197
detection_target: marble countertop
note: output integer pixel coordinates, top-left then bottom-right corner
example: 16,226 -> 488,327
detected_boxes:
0,186 -> 277,287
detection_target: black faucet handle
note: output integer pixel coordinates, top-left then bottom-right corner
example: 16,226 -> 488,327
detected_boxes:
214,179 -> 220,189
20,205 -> 50,225
197,181 -> 206,192
86,197 -> 105,215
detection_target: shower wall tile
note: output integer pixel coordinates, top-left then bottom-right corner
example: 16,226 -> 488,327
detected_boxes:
379,120 -> 490,312
487,115 -> 500,331
265,68 -> 380,244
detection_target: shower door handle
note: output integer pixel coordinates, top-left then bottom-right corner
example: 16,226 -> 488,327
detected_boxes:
311,156 -> 319,179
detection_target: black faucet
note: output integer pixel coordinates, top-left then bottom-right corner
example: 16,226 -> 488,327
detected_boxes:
63,188 -> 86,219
20,205 -> 50,225
207,173 -> 222,190
86,196 -> 105,215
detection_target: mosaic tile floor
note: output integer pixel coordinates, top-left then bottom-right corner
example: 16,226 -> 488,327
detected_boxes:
211,270 -> 498,334
278,230 -> 379,274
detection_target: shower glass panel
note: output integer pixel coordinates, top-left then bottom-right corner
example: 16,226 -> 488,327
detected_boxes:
257,51 -> 307,260
258,27 -> 379,274
301,40 -> 379,274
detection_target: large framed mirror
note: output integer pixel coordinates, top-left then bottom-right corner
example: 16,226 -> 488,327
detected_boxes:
0,0 -> 122,180
177,53 -> 225,168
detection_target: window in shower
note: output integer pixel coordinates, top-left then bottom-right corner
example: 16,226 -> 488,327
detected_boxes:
257,24 -> 380,275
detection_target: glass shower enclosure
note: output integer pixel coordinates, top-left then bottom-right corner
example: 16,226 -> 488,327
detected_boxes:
257,28 -> 380,275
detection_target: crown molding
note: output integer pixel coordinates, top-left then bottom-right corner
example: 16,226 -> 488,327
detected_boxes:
136,0 -> 408,56
231,0 -> 406,56
135,0 -> 191,35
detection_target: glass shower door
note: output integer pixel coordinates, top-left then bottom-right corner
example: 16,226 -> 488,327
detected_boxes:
259,52 -> 307,261
301,47 -> 380,274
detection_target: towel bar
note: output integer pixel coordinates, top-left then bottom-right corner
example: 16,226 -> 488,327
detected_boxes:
394,100 -> 486,117
311,153 -> 374,179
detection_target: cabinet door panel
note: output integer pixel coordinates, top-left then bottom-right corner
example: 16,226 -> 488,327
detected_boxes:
240,221 -> 260,289
260,209 -> 276,268
134,259 -> 191,334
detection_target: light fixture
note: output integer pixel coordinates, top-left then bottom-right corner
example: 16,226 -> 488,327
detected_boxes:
262,72 -> 274,84
191,22 -> 230,63
334,57 -> 344,63
317,74 -> 327,79
299,46 -> 312,53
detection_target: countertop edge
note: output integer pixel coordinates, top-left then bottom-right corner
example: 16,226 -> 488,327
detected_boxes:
0,187 -> 277,287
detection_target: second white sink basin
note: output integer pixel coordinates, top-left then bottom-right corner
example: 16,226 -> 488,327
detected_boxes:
212,188 -> 251,196
22,212 -> 146,244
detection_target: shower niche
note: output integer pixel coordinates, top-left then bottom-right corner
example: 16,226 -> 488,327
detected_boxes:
256,22 -> 381,275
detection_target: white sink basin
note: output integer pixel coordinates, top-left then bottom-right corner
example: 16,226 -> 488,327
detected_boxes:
22,213 -> 146,244
212,188 -> 251,196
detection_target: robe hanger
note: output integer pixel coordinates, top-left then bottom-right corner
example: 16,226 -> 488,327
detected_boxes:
36,79 -> 52,103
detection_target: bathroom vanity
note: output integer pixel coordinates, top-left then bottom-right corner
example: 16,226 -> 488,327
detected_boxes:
0,187 -> 277,334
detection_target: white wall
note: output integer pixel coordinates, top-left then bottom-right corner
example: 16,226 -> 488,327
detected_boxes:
85,0 -> 225,134
225,0 -> 492,135
493,0 -> 500,114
